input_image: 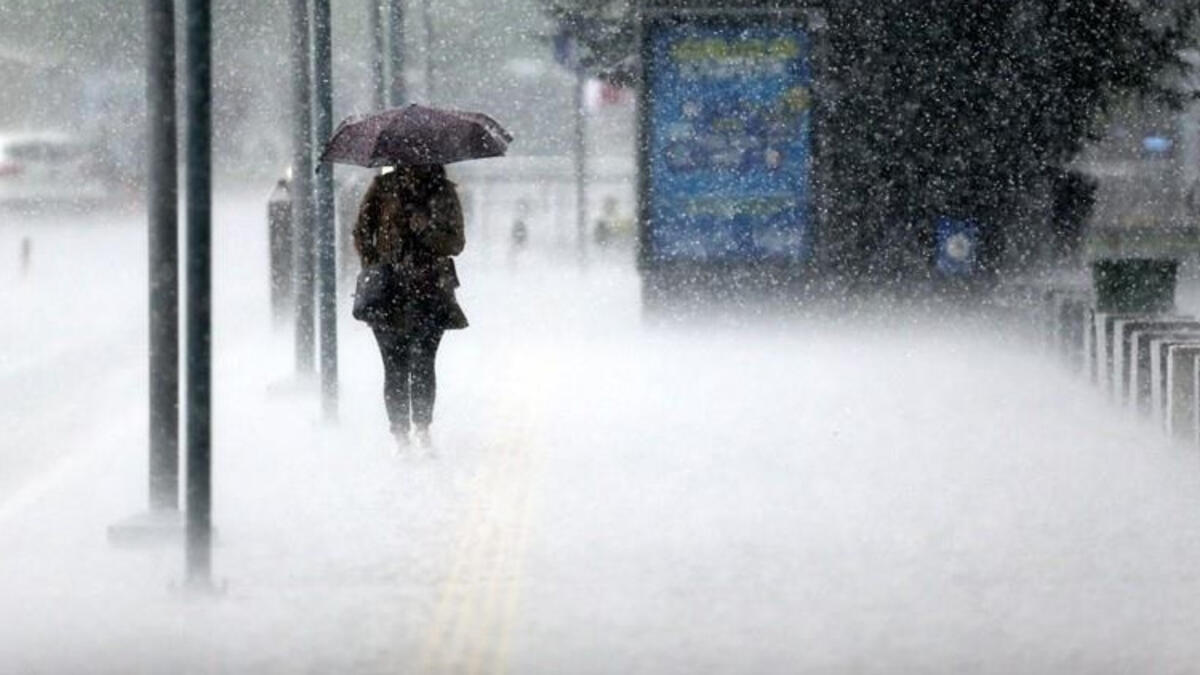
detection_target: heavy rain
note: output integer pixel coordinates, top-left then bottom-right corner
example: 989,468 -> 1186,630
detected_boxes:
3,0 -> 1200,672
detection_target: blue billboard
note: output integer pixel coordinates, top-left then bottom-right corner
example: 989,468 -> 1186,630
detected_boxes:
644,20 -> 812,264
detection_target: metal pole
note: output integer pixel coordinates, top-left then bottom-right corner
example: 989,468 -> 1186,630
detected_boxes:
368,0 -> 386,110
422,0 -> 434,101
146,0 -> 179,513
291,0 -> 316,374
184,0 -> 213,588
574,71 -> 587,263
387,0 -> 406,106
313,0 -> 338,420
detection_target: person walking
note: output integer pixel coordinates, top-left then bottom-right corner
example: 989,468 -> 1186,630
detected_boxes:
354,164 -> 468,450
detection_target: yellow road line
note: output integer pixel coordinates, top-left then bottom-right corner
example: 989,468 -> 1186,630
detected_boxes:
419,435 -> 517,671
418,354 -> 551,675
465,446 -> 526,675
493,424 -> 549,675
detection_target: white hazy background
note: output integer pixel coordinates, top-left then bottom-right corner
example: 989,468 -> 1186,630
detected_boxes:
4,192 -> 1200,673
3,2 -> 1200,671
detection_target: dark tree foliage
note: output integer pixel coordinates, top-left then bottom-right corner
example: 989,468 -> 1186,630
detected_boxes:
821,0 -> 1199,284
538,0 -> 1198,285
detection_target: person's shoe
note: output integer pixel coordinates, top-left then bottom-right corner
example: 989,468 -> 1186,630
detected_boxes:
392,429 -> 411,456
414,426 -> 432,449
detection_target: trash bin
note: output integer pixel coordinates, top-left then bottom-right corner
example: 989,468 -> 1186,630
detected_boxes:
268,178 -> 294,323
1092,257 -> 1177,314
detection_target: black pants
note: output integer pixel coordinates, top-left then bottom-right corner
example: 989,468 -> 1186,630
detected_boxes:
372,324 -> 444,434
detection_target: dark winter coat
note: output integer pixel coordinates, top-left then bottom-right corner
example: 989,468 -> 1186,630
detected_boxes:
353,169 -> 468,331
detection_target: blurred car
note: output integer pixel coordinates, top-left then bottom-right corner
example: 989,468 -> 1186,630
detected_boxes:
0,132 -> 112,209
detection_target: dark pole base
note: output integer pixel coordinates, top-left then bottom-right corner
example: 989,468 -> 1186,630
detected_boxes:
171,575 -> 228,598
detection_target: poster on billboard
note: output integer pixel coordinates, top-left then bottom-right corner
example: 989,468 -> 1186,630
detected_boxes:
934,217 -> 981,276
643,18 -> 812,265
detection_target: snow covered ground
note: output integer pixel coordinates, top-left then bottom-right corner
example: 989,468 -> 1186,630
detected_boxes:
4,193 -> 1200,673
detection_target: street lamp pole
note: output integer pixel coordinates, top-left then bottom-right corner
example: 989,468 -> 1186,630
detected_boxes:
313,0 -> 338,420
291,0 -> 316,374
146,0 -> 179,513
387,0 -> 406,106
183,0 -> 214,589
423,0 -> 434,101
107,0 -> 184,549
574,71 -> 588,264
368,0 -> 386,110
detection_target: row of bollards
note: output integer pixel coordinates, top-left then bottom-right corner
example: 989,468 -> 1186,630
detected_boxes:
267,172 -> 369,322
1022,258 -> 1200,444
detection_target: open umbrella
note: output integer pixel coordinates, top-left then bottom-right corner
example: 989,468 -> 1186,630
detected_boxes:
319,103 -> 513,168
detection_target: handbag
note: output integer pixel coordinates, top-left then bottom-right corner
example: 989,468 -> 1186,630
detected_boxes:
352,261 -> 406,324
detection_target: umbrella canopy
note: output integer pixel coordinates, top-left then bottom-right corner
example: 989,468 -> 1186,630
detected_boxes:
319,104 -> 513,168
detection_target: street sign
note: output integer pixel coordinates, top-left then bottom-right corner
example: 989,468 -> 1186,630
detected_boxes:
934,217 -> 980,275
553,30 -> 584,74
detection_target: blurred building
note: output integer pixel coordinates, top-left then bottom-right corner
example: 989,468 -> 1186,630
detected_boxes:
1076,53 -> 1200,261
0,47 -> 79,131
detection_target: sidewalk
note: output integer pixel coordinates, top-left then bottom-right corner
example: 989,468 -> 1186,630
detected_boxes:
0,239 -> 645,673
7,206 -> 1200,672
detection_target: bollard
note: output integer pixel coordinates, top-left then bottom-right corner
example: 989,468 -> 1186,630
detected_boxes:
19,237 -> 30,275
1130,326 -> 1200,415
1193,357 -> 1200,446
1114,319 -> 1196,405
1066,296 -> 1089,373
1095,313 -> 1145,395
1153,337 -> 1200,426
1040,288 -> 1059,354
1040,287 -> 1059,352
268,178 -> 294,325
1084,305 -> 1099,383
1166,345 -> 1200,439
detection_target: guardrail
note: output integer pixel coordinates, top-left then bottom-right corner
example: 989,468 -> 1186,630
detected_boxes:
1016,261 -> 1200,445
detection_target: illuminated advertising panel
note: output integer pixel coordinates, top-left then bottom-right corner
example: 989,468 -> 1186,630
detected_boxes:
644,20 -> 812,264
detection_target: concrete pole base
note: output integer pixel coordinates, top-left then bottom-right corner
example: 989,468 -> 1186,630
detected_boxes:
107,509 -> 184,548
